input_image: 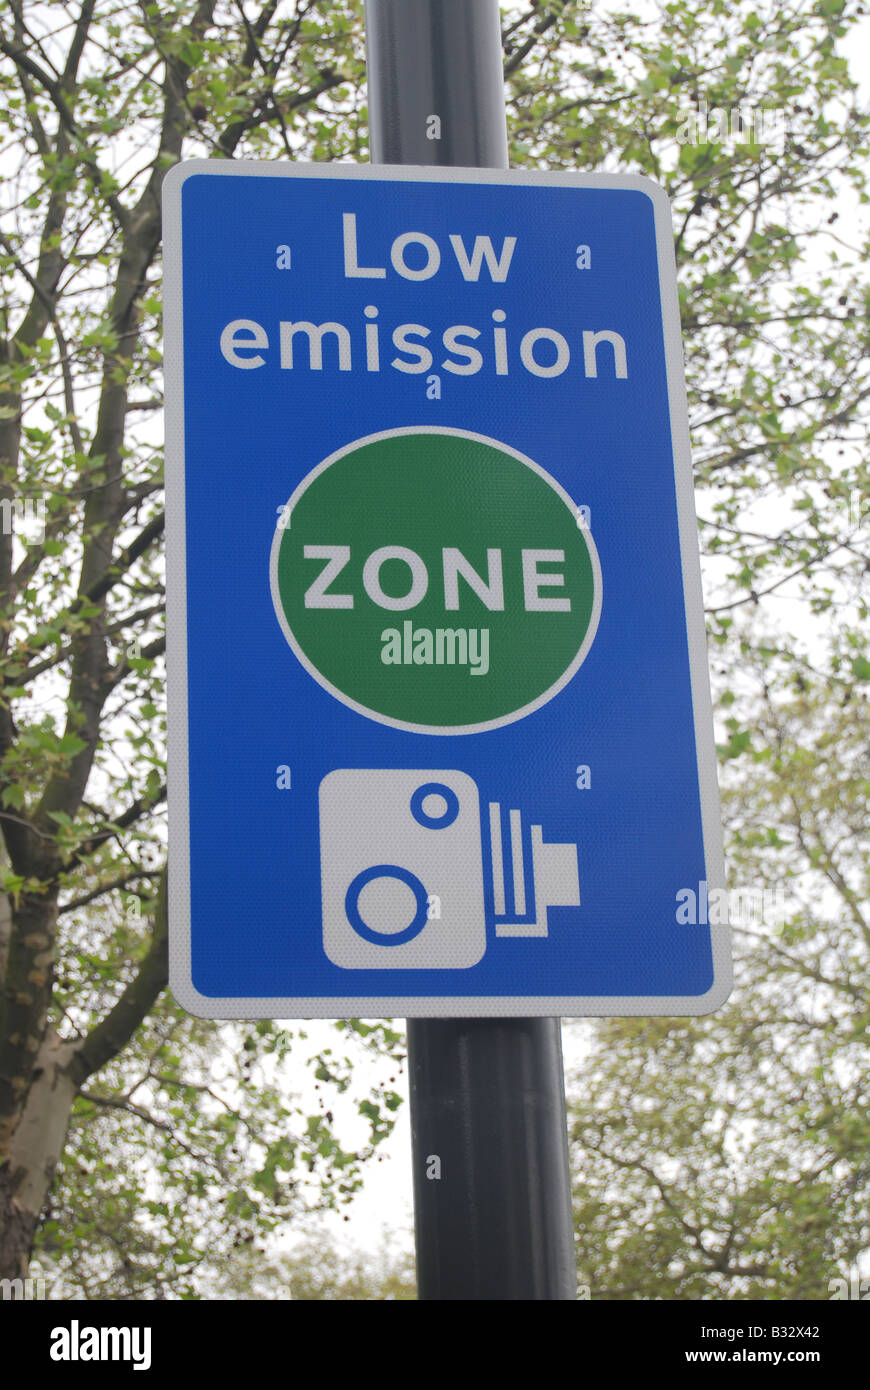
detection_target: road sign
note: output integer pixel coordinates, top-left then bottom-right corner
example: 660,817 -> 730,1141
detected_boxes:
163,161 -> 730,1017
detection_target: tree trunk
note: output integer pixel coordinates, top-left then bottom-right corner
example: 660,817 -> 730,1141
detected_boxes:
0,1029 -> 78,1282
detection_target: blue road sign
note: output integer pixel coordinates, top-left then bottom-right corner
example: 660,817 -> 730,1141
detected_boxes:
163,162 -> 730,1017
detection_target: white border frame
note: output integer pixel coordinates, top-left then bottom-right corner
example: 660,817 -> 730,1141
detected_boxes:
163,160 -> 730,1019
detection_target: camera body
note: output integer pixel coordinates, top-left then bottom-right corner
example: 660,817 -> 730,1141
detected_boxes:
320,769 -> 487,969
319,768 -> 581,970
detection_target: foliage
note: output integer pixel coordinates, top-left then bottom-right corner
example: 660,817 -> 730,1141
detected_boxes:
36,1014 -> 405,1298
0,0 -> 866,1295
212,1229 -> 417,1300
569,646 -> 869,1299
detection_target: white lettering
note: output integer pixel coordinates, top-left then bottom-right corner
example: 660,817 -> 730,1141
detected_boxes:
522,549 -> 570,611
303,545 -> 354,608
391,231 -> 441,281
520,327 -> 570,378
220,318 -> 267,368
449,233 -> 517,282
363,546 -> 428,610
441,325 -> 483,375
342,212 -> 386,278
442,548 -> 504,610
280,321 -> 351,371
391,323 -> 433,373
582,329 -> 628,379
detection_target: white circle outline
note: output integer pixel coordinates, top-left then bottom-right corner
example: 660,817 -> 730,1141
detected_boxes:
269,425 -> 603,736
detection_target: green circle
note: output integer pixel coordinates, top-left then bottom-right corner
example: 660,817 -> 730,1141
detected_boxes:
271,428 -> 600,733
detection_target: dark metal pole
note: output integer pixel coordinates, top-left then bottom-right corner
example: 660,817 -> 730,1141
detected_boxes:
365,0 -> 508,167
364,0 -> 577,1301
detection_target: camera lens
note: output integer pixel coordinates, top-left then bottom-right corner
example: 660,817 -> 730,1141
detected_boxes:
410,781 -> 460,829
344,864 -> 430,946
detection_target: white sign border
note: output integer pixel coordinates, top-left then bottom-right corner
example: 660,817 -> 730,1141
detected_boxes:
163,159 -> 731,1019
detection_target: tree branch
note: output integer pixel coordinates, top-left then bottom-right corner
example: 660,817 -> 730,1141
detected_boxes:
68,869 -> 167,1086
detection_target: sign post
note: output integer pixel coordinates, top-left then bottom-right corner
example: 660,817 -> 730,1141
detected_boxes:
162,0 -> 730,1302
364,0 -> 578,1301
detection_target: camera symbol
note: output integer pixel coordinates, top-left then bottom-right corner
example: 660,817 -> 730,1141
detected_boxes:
319,770 -> 580,970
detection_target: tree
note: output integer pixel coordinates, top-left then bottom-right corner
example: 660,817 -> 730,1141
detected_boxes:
0,0 -> 867,1294
495,0 -> 870,1299
0,0 -> 401,1289
211,1228 -> 417,1300
568,645 -> 869,1298
500,0 -> 870,1300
